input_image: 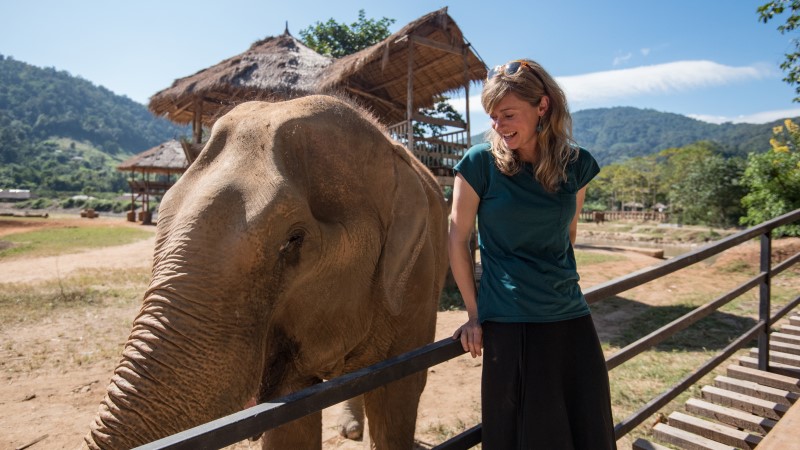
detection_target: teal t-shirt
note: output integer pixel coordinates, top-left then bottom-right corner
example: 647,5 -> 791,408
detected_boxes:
453,143 -> 600,323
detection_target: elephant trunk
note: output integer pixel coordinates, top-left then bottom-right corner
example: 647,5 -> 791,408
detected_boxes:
84,290 -> 265,449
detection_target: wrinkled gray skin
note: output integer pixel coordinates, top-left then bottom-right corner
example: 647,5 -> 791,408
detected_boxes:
84,96 -> 448,449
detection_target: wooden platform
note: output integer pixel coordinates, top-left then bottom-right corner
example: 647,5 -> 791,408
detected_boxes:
633,314 -> 800,450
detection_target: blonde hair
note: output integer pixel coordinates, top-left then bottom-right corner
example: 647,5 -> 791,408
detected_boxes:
481,59 -> 577,192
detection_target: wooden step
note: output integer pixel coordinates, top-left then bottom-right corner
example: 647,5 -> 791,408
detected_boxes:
781,324 -> 800,336
701,385 -> 788,420
714,375 -> 798,405
652,422 -> 737,450
789,315 -> 800,326
771,339 -> 800,356
667,411 -> 761,449
739,356 -> 800,378
727,364 -> 800,394
685,398 -> 777,435
726,364 -> 800,393
631,438 -> 671,450
749,348 -> 800,367
771,331 -> 800,345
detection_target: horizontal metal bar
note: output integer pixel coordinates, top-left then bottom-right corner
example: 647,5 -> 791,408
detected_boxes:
585,209 -> 800,305
605,274 -> 763,370
773,251 -> 800,277
431,424 -> 482,450
769,293 -> 800,327
135,338 -> 466,450
613,320 -> 764,438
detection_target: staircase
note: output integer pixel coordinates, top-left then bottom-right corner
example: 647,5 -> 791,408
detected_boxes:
633,314 -> 800,450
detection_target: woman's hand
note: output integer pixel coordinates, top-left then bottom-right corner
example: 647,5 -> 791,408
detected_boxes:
453,317 -> 483,358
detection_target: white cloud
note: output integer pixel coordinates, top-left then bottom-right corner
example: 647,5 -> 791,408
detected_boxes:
612,52 -> 632,66
689,108 -> 800,124
558,60 -> 769,106
448,60 -> 778,127
641,48 -> 651,57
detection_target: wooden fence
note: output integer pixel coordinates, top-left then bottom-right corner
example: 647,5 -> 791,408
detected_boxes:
580,210 -> 670,223
135,209 -> 800,450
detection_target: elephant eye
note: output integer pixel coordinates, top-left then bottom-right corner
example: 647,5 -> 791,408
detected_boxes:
279,230 -> 305,254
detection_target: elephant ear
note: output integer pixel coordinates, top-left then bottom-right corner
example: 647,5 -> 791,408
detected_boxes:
376,150 -> 429,316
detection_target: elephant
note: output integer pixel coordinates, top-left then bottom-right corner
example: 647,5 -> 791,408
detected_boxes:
83,95 -> 449,449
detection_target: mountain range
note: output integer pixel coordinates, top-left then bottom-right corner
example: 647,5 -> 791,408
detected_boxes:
0,55 -> 793,194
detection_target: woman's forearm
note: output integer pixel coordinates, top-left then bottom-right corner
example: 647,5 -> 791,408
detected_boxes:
448,231 -> 479,319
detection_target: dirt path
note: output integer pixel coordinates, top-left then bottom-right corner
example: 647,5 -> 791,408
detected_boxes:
0,235 -> 156,283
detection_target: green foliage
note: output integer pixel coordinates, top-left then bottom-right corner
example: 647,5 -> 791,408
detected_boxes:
299,10 -> 395,58
0,55 -> 186,193
572,107 -> 795,166
740,120 -> 800,235
587,141 -> 746,227
758,1 -> 800,102
665,144 -> 746,227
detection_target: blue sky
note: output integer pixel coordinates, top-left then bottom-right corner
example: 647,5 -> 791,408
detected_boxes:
2,0 -> 799,132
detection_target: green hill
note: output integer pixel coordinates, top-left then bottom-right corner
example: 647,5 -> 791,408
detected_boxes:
571,107 -> 790,166
0,54 -> 186,194
473,107 -> 793,166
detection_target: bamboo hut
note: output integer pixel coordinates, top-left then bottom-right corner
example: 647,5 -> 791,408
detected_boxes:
148,7 -> 487,187
117,139 -> 188,224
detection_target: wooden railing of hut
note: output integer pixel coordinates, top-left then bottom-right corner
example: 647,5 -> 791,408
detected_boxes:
134,209 -> 800,450
388,115 -> 470,188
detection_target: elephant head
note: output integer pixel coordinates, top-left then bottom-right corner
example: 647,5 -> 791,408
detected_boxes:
84,95 -> 448,449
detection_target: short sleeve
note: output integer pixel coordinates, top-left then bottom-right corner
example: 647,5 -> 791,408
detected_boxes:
453,143 -> 491,197
576,147 -> 600,189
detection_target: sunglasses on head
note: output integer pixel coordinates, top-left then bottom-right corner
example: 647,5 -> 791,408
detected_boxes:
487,60 -> 549,96
487,60 -> 534,80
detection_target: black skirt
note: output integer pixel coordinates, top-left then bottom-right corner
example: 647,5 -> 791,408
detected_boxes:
481,315 -> 617,450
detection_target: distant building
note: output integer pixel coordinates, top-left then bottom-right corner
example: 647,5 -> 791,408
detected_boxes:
0,189 -> 32,201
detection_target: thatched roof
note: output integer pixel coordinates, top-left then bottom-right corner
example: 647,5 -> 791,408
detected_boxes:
148,8 -> 486,127
117,139 -> 188,174
148,32 -> 333,126
318,8 -> 487,124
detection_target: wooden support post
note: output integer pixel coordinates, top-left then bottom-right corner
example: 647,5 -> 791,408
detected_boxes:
759,232 -> 772,371
463,49 -> 471,148
192,97 -> 203,144
406,40 -> 414,152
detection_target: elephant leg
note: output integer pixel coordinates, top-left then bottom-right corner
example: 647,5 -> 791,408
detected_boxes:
337,395 -> 365,440
261,410 -> 322,450
364,372 -> 426,450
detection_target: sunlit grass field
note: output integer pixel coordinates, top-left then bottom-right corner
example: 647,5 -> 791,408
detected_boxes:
0,224 -> 153,259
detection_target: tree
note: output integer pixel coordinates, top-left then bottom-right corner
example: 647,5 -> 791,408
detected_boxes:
758,1 -> 800,102
299,11 -> 464,138
669,154 -> 746,227
299,9 -> 395,58
740,119 -> 800,235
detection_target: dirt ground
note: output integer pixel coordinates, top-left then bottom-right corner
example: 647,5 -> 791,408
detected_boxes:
0,215 -> 798,450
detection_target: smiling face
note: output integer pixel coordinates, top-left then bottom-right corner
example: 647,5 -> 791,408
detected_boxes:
489,92 -> 549,162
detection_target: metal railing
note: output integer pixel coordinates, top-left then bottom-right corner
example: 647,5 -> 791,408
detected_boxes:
136,209 -> 800,449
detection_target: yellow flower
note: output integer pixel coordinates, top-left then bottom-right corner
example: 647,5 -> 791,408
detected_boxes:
770,138 -> 788,152
785,119 -> 799,133
774,125 -> 784,134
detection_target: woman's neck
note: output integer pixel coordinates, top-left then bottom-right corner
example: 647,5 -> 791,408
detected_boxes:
516,145 -> 539,164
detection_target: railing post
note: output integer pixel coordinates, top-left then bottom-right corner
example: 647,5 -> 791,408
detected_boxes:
758,231 -> 772,371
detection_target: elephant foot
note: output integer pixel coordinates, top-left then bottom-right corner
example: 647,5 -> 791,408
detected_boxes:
337,419 -> 363,440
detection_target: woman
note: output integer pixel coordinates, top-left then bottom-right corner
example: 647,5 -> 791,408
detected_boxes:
450,59 -> 616,449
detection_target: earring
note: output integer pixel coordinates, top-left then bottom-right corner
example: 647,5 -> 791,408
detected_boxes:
536,117 -> 544,133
